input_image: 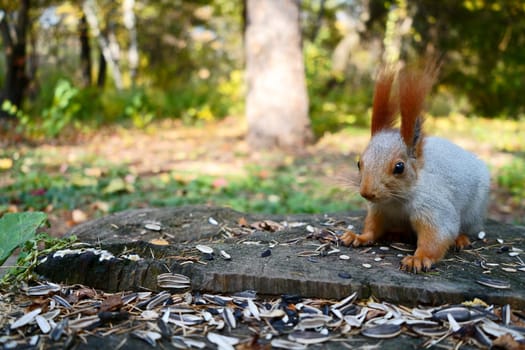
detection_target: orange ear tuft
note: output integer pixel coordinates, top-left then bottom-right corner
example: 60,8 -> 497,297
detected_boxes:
371,66 -> 398,136
399,59 -> 440,152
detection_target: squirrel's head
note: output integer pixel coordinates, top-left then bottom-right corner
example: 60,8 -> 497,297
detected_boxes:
357,61 -> 438,203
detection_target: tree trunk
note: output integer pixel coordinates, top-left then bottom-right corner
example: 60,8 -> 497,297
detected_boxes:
83,0 -> 123,90
123,0 -> 138,87
79,13 -> 92,87
244,0 -> 313,151
0,0 -> 30,118
97,51 -> 106,88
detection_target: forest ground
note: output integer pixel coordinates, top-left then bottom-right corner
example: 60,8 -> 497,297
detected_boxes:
1,115 -> 523,236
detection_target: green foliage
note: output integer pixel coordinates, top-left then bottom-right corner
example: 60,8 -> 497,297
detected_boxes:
304,42 -> 373,136
497,157 -> 525,200
41,79 -> 81,137
0,212 -> 47,266
1,232 -> 77,285
19,79 -> 82,137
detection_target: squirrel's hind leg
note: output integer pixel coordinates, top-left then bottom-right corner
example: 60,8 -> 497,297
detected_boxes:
341,208 -> 385,247
454,234 -> 471,251
400,219 -> 454,273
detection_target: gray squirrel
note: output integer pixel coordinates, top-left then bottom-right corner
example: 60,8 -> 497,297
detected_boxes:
341,61 -> 490,273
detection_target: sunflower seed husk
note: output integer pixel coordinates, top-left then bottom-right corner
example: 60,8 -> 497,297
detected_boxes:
298,316 -> 330,329
271,339 -> 308,350
49,319 -> 68,341
361,324 -> 401,338
222,307 -> 237,329
68,315 -> 100,330
502,304 -> 511,326
288,330 -> 331,344
477,231 -> 486,240
433,306 -> 471,322
144,223 -> 162,231
220,250 -> 231,260
502,267 -> 517,272
208,217 -> 219,225
447,313 -> 461,332
206,332 -> 239,350
411,326 -> 448,337
473,325 -> 492,347
157,273 -> 191,289
247,298 -> 260,320
481,320 -> 525,340
196,244 -> 214,254
35,315 -> 51,334
332,292 -> 357,310
260,309 -> 286,318
172,336 -> 207,349
131,330 -> 161,347
52,295 -> 72,309
10,308 -> 42,329
412,308 -> 433,319
168,313 -> 203,326
477,277 -> 511,289
137,291 -> 171,309
24,282 -> 61,296
28,335 -> 40,347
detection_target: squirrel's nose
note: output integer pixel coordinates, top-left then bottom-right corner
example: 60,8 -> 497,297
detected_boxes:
360,190 -> 376,201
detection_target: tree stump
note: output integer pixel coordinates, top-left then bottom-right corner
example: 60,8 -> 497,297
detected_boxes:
36,205 -> 525,308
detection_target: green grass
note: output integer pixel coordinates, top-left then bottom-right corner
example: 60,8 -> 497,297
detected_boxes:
0,149 -> 362,225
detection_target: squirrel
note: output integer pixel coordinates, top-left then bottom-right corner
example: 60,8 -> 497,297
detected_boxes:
340,60 -> 490,273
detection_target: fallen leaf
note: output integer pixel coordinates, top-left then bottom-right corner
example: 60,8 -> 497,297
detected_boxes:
71,209 -> 88,224
0,158 -> 13,170
92,201 -> 110,213
250,220 -> 283,232
149,238 -> 169,246
84,167 -> 103,177
99,294 -> 123,313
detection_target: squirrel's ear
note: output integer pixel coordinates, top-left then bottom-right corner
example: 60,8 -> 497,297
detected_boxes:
399,59 -> 440,156
371,66 -> 398,136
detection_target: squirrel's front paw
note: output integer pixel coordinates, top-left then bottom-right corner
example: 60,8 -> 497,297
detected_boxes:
400,255 -> 433,273
340,230 -> 373,247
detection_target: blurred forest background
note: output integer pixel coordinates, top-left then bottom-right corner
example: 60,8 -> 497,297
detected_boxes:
0,0 -> 524,235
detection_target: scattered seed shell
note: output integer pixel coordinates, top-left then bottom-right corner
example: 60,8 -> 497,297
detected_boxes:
477,277 -> 511,289
362,263 -> 372,268
362,324 -> 401,338
195,244 -> 213,254
144,223 -> 162,231
339,254 -> 350,260
11,308 -> 42,329
477,231 -> 486,240
220,250 -> 231,260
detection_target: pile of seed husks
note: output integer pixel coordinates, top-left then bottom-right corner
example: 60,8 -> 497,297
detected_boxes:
1,277 -> 525,350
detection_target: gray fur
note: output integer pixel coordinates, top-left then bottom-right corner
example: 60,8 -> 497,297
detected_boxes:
361,130 -> 490,241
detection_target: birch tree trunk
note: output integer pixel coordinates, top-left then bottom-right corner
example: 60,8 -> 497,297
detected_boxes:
123,0 -> 138,87
83,0 -> 123,90
244,0 -> 313,151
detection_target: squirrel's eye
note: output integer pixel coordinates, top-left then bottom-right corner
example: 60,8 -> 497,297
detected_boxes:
393,161 -> 405,175
357,160 -> 361,170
